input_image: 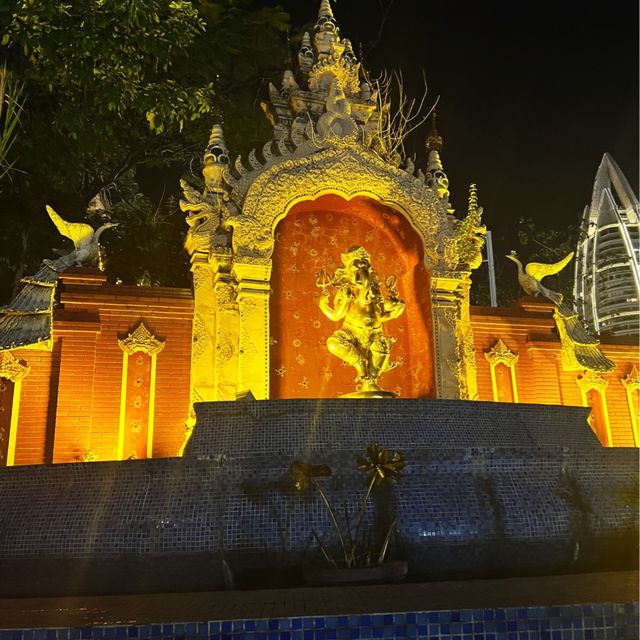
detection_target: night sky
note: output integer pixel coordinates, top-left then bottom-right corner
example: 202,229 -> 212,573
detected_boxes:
258,0 -> 638,257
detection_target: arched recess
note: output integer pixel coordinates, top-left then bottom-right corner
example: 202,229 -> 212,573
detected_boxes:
484,339 -> 519,403
270,194 -> 435,399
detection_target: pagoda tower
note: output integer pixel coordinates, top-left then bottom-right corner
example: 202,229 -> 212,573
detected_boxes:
574,153 -> 640,336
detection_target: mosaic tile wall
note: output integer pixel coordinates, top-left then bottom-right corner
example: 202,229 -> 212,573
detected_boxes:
0,399 -> 636,592
0,602 -> 637,639
186,399 -> 600,457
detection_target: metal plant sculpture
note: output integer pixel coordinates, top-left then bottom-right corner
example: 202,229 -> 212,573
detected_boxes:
292,442 -> 406,569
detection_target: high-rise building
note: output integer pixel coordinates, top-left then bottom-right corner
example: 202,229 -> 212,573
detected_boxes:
574,153 -> 640,336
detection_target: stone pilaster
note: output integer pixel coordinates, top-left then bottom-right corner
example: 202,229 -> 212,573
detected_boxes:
189,252 -> 217,407
457,274 -> 479,401
210,248 -> 239,401
232,257 -> 272,399
431,270 -> 478,400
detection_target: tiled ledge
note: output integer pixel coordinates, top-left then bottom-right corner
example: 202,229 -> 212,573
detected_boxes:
0,571 -> 636,631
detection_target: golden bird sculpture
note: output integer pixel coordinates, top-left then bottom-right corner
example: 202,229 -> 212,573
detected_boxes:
506,250 -> 614,373
506,251 -> 574,305
43,204 -> 118,271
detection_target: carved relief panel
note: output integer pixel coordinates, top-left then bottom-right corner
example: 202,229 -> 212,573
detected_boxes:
576,371 -> 611,446
0,352 -> 30,466
118,323 -> 165,460
484,339 -> 519,403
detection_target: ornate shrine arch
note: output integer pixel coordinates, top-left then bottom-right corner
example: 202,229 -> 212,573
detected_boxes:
184,139 -> 480,404
230,145 -> 451,262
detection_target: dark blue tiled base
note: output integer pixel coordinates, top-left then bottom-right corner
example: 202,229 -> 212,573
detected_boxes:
1,602 -> 637,639
0,399 -> 637,597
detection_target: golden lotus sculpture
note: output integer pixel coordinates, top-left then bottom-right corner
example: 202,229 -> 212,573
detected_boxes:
316,245 -> 405,398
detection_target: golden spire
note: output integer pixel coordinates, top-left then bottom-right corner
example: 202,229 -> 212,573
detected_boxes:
315,0 -> 339,37
314,0 -> 341,58
300,31 -> 312,48
342,38 -> 357,64
425,111 -> 450,205
205,124 -> 229,162
318,0 -> 335,22
203,124 -> 230,192
298,31 -> 314,69
468,183 -> 479,213
426,111 -> 443,153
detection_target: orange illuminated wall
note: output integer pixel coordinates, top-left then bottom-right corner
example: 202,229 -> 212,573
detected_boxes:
270,194 -> 435,399
8,269 -> 193,465
472,298 -> 639,448
0,377 -> 14,464
5,272 -> 638,466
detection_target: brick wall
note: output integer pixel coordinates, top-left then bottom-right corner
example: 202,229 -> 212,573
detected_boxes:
11,344 -> 57,465
471,298 -> 639,447
10,270 -> 193,464
6,282 -> 637,466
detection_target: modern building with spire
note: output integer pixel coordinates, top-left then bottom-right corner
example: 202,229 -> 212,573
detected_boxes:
574,153 -> 640,337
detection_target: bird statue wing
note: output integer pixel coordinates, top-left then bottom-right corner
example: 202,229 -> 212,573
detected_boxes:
524,251 -> 574,282
46,205 -> 95,249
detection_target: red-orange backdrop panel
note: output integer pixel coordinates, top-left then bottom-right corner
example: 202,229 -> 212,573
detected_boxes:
270,194 -> 435,399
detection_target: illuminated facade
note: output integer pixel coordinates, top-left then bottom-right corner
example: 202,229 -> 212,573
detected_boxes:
0,1 -> 637,466
574,153 -> 640,336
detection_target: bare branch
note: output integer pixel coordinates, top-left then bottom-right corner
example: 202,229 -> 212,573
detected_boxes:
366,68 -> 436,165
367,0 -> 396,55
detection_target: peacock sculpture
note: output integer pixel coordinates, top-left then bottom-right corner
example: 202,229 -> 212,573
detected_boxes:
505,251 -> 573,305
0,206 -> 118,351
506,251 -> 615,373
43,205 -> 118,271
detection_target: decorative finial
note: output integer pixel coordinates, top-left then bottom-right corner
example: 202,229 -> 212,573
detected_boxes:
424,111 -> 450,205
203,124 -> 230,192
468,183 -> 479,213
426,111 -> 442,153
282,69 -> 299,93
298,31 -> 315,72
342,38 -> 357,64
205,124 -> 230,164
318,0 -> 335,21
360,80 -> 372,102
316,0 -> 338,35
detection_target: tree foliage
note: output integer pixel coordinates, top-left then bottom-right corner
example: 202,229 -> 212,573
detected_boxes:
0,0 -> 289,301
0,64 -> 24,182
4,0 -> 213,136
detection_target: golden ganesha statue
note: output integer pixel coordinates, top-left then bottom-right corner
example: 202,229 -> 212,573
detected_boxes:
316,246 -> 405,397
